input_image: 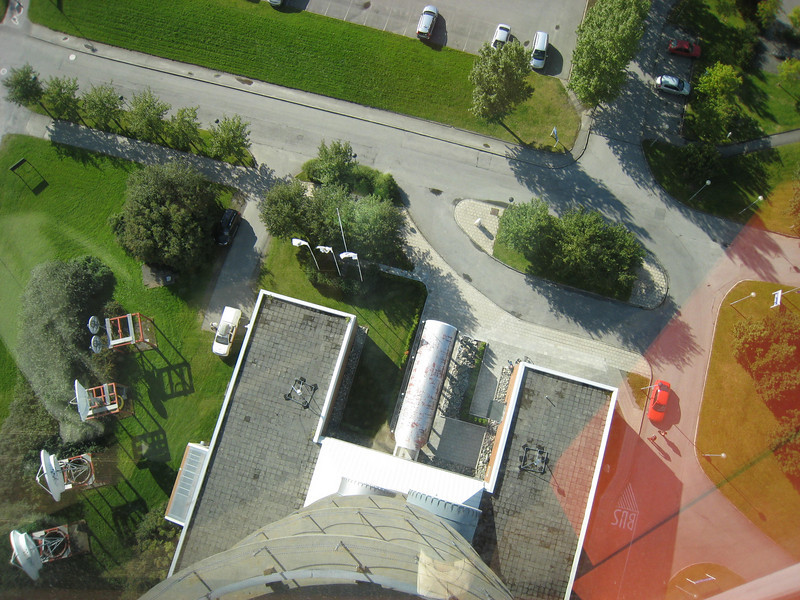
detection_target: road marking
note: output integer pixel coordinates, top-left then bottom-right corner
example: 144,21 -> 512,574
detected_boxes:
383,5 -> 393,31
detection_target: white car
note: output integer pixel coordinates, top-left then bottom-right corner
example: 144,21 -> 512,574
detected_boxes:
656,74 -> 691,96
212,306 -> 242,357
492,24 -> 511,49
417,5 -> 438,40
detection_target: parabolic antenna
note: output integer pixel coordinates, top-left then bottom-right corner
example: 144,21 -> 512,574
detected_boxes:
74,379 -> 90,422
90,335 -> 104,354
9,530 -> 43,581
37,449 -> 66,502
87,315 -> 100,334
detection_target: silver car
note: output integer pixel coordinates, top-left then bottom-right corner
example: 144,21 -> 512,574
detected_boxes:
417,5 -> 438,40
656,74 -> 691,96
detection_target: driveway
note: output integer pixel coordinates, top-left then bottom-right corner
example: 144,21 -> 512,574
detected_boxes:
297,0 -> 586,78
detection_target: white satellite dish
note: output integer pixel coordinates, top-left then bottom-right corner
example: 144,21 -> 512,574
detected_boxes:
74,380 -> 90,422
37,450 -> 66,502
90,335 -> 104,354
9,530 -> 43,581
87,316 -> 100,334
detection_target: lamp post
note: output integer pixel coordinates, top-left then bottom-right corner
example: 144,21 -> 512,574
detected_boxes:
729,291 -> 756,306
688,179 -> 711,202
316,245 -> 341,276
702,453 -> 727,459
738,195 -> 764,215
339,251 -> 363,282
291,238 -> 319,270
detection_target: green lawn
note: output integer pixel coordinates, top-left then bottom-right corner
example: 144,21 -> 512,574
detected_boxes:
260,239 -> 426,439
0,337 -> 19,427
671,0 -> 800,140
643,140 -> 800,222
0,135 -> 233,593
28,0 -> 579,149
696,280 -> 800,559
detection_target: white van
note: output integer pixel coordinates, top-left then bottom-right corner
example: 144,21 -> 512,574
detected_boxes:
530,31 -> 549,70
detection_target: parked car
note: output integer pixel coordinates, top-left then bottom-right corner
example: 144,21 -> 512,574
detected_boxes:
417,5 -> 438,40
492,24 -> 511,50
667,39 -> 701,58
530,31 -> 549,70
215,209 -> 241,246
212,306 -> 242,357
656,74 -> 691,96
647,380 -> 671,423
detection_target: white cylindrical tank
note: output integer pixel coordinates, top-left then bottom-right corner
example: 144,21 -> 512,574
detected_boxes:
393,320 -> 458,458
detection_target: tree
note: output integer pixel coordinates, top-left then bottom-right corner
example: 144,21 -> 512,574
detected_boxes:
305,139 -> 357,186
2,63 -> 43,107
347,195 -> 406,263
790,6 -> 800,31
496,199 -> 559,265
43,76 -> 80,121
259,179 -> 309,239
778,58 -> 800,85
469,41 -> 533,121
167,106 -> 202,152
16,256 -> 115,443
127,88 -> 170,143
732,309 -> 800,404
696,62 -> 743,103
568,0 -> 650,107
755,0 -> 781,30
208,114 -> 251,162
82,82 -> 123,131
789,165 -> 800,231
110,162 -> 219,273
555,208 -> 645,297
772,409 -> 800,477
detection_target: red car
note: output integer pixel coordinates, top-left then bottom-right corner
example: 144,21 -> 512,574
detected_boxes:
668,39 -> 701,58
647,380 -> 671,422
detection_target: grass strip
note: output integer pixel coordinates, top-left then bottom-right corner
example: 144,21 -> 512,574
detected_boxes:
28,0 -> 579,149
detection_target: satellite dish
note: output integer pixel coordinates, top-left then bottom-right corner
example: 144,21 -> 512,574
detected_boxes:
87,316 -> 100,334
90,335 -> 103,354
9,530 -> 43,581
38,450 -> 65,502
74,380 -> 90,422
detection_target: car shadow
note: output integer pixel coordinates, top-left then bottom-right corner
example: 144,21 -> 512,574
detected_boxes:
539,45 -> 564,77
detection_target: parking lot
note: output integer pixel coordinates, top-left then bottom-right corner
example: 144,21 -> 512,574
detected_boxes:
297,0 -> 589,79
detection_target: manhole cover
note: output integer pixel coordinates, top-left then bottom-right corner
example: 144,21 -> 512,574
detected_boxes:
462,273 -> 472,282
363,1 -> 371,7
430,188 -> 442,196
490,208 -> 499,216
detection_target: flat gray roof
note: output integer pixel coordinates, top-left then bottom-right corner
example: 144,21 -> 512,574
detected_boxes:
172,291 -> 355,571
474,365 -> 615,600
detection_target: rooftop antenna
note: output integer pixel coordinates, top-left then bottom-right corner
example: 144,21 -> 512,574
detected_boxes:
36,449 -> 95,502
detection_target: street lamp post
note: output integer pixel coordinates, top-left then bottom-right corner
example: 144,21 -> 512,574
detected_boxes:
315,245 -> 341,276
702,453 -> 727,459
738,195 -> 764,215
291,238 -> 319,270
729,291 -> 756,307
339,251 -> 363,282
688,179 -> 711,202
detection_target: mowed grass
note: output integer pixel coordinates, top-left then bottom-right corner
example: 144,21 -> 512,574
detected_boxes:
0,135 -> 232,590
696,280 -> 800,559
28,0 -> 579,149
260,239 -> 426,436
0,338 -> 19,427
644,141 -> 800,223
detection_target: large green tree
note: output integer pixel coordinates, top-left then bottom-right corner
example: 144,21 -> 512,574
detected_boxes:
469,41 -> 533,121
208,114 -> 251,162
127,88 -> 170,143
168,106 -> 202,152
110,162 -> 219,273
496,200 -> 559,265
569,0 -> 650,107
2,63 -> 44,107
305,139 -> 357,186
43,75 -> 80,121
82,82 -> 124,131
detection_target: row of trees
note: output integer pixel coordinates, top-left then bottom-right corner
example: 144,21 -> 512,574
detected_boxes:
260,140 -> 406,275
497,200 -> 645,299
569,0 -> 650,107
2,64 -> 252,162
